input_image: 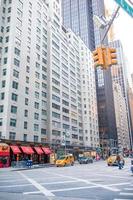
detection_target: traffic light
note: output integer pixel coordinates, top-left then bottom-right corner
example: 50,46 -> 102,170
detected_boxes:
93,47 -> 104,67
106,48 -> 117,66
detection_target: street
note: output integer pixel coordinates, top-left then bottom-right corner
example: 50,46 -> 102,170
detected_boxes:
0,159 -> 133,200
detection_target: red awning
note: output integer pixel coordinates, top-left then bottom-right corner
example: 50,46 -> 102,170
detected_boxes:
21,146 -> 34,154
10,146 -> 21,154
34,147 -> 43,155
42,147 -> 52,155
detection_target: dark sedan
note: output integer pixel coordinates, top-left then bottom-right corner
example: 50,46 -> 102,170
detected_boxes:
78,157 -> 93,164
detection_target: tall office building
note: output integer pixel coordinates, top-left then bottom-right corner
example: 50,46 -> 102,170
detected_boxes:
0,0 -> 99,148
62,0 -> 118,152
62,0 -> 95,51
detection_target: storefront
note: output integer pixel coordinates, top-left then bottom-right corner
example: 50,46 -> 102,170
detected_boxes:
33,147 -> 44,164
20,146 -> 34,160
41,147 -> 52,163
10,145 -> 22,162
0,143 -> 10,168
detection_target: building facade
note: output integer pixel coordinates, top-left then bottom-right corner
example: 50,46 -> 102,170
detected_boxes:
62,0 -> 118,152
110,40 -> 132,149
0,0 -> 99,148
113,83 -> 130,150
62,0 -> 95,51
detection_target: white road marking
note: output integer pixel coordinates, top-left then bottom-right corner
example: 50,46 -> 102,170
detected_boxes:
0,184 -> 31,188
18,171 -> 55,197
43,171 -> 120,192
41,180 -> 79,185
0,179 -> 26,183
114,199 -> 132,200
124,188 -> 133,191
94,173 -> 131,179
23,191 -> 41,195
51,185 -> 99,192
108,182 -> 131,187
120,193 -> 133,196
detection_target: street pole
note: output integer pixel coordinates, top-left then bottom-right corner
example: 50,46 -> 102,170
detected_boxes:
101,6 -> 120,44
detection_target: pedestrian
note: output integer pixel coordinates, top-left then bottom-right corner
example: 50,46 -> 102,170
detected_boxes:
116,154 -> 122,169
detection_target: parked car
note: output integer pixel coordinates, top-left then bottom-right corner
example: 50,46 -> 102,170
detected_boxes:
107,154 -> 125,166
78,156 -> 93,164
56,154 -> 74,167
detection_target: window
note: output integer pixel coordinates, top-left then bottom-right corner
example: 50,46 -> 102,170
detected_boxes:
0,105 -> 4,113
24,110 -> 28,117
7,17 -> 11,22
23,134 -> 27,141
11,106 -> 17,114
26,66 -> 30,73
42,92 -> 47,98
35,92 -> 39,99
52,112 -> 60,119
34,113 -> 39,120
25,98 -> 28,105
52,103 -> 60,110
12,93 -> 18,101
4,57 -> 7,64
14,58 -> 20,67
0,118 -> 2,126
3,69 -> 7,76
12,81 -> 18,89
34,135 -> 38,142
24,121 -> 28,129
1,93 -> 5,100
52,94 -> 60,102
10,118 -> 16,127
42,109 -> 47,116
26,76 -> 29,83
35,72 -> 40,79
6,26 -> 10,32
13,70 -> 19,78
9,132 -> 16,140
5,47 -> 8,53
14,47 -> 20,56
5,36 -> 9,43
2,80 -> 6,88
34,124 -> 39,131
25,87 -> 29,94
34,102 -> 39,109
41,129 -> 46,135
8,7 -> 11,13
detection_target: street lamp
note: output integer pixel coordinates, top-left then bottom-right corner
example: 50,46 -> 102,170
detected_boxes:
62,130 -> 70,155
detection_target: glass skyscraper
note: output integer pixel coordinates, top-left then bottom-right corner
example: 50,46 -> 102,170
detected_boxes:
62,0 -> 95,51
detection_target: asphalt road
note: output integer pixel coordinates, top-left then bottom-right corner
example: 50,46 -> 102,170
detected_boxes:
0,158 -> 133,200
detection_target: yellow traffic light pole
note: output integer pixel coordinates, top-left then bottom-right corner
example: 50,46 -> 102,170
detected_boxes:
93,6 -> 120,69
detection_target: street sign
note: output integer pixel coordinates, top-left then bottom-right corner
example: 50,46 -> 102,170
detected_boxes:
114,0 -> 133,17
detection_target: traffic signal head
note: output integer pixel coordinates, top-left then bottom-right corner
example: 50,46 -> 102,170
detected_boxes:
107,48 -> 117,66
93,47 -> 104,67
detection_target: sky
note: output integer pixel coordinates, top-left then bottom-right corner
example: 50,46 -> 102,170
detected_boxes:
105,0 -> 133,80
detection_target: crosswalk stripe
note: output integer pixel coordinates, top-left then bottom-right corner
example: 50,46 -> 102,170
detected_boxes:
124,188 -> 133,191
114,199 -> 133,200
120,192 -> 133,196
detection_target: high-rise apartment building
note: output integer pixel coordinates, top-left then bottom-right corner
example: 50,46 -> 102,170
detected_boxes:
0,0 -> 99,148
62,0 -> 118,151
110,40 -> 132,148
113,83 -> 130,150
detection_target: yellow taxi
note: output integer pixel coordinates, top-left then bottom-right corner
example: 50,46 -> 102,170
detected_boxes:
107,154 -> 125,166
56,154 -> 74,167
